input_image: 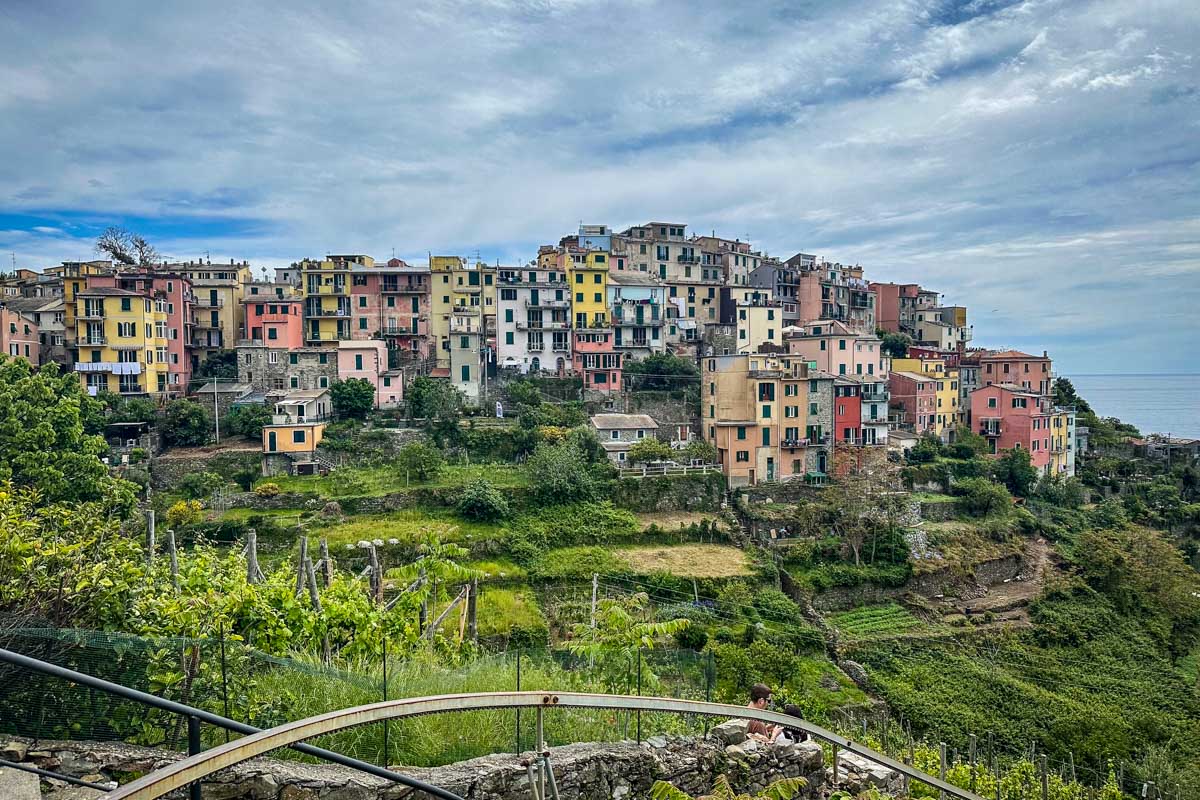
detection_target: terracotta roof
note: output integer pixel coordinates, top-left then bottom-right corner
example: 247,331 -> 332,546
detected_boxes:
77,287 -> 142,297
983,350 -> 1046,360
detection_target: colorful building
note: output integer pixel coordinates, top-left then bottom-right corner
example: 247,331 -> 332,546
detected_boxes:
1,304 -> 40,363
980,350 -> 1053,396
568,247 -> 619,392
430,256 -> 496,371
970,383 -> 1053,473
349,258 -> 431,363
298,255 -> 363,346
868,282 -> 921,334
73,287 -> 170,398
891,356 -> 961,439
163,259 -> 251,370
888,370 -> 938,434
608,271 -> 666,362
1048,407 -> 1077,477
785,320 -> 887,378
241,296 -> 305,350
701,352 -> 831,486
497,249 -> 571,375
337,340 -> 400,409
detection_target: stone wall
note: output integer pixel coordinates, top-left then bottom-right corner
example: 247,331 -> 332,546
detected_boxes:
918,500 -> 957,521
610,472 -> 726,512
809,552 -> 1025,611
150,447 -> 261,490
1,727 -> 827,800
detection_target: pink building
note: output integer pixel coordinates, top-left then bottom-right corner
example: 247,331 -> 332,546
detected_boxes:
92,271 -> 193,394
980,350 -> 1053,396
888,371 -> 937,433
868,282 -> 920,334
572,329 -> 621,392
243,297 -> 304,349
337,340 -> 401,409
349,259 -> 431,362
785,320 -> 887,379
1,304 -> 40,363
970,383 -> 1052,471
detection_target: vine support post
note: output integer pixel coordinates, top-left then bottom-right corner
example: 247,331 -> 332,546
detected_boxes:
1068,751 -> 1075,783
939,742 -> 947,800
186,715 -> 202,800
147,509 -> 156,569
319,538 -> 332,587
1040,754 -> 1049,800
515,650 -> 522,755
245,529 -> 261,584
218,620 -> 230,743
635,648 -> 642,744
969,733 -> 977,791
167,529 -> 179,591
381,631 -> 389,768
833,743 -> 840,785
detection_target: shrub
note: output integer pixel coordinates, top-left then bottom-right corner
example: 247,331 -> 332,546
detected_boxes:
161,399 -> 211,448
178,471 -> 227,500
166,499 -> 204,528
128,447 -> 148,465
254,482 -> 281,497
225,404 -> 273,439
396,441 -> 444,481
331,378 -> 376,419
526,440 -> 599,504
627,437 -> 675,465
328,469 -> 368,497
955,477 -> 1012,517
457,479 -> 510,522
681,438 -> 718,463
753,588 -> 804,623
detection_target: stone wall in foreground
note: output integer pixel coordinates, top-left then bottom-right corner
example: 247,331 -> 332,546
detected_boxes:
2,723 -> 828,800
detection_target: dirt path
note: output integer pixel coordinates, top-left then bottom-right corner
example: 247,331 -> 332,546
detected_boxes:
940,537 -> 1055,629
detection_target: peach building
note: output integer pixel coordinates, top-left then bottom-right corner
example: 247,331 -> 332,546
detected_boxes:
242,296 -> 305,349
785,320 -> 887,379
337,340 -> 402,409
980,350 -> 1053,396
1,304 -> 40,363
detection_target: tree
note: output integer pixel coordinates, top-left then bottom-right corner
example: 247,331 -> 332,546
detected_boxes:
407,376 -> 463,446
1052,377 -> 1092,414
823,449 -> 906,565
527,439 -> 600,504
880,331 -> 912,359
95,226 -> 158,266
992,447 -> 1038,497
101,393 -> 158,425
627,437 -> 675,465
906,432 -> 943,464
949,425 -> 988,459
331,378 -> 376,419
623,353 -> 698,391
565,592 -> 689,692
161,399 -> 212,448
0,357 -> 133,514
681,438 -> 719,464
178,471 -> 228,500
456,478 -> 510,521
956,477 -> 1012,517
396,441 -> 444,481
225,404 -> 273,439
194,350 -> 239,381
565,425 -> 606,465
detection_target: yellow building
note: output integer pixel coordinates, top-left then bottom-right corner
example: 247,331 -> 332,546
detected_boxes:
1048,408 -> 1075,477
702,352 -> 818,486
430,256 -> 496,368
567,249 -> 610,328
297,255 -> 369,346
74,287 -> 170,398
162,259 -> 252,368
891,357 -> 960,439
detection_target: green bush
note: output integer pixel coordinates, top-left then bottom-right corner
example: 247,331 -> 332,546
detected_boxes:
254,482 -> 281,497
526,440 -> 601,504
530,546 -> 629,580
397,441 -> 444,481
457,479 -> 510,522
225,404 -> 273,439
955,477 -> 1012,517
178,471 -> 227,500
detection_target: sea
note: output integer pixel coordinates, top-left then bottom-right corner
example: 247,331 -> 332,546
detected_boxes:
1067,374 -> 1200,439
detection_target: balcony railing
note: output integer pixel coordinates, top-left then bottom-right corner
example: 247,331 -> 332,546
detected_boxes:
861,390 -> 888,402
676,255 -> 700,264
525,298 -> 570,309
81,335 -> 107,345
237,338 -> 264,347
381,283 -> 425,293
781,438 -> 809,449
312,308 -> 351,317
614,340 -> 650,349
195,297 -> 226,308
271,412 -> 332,425
516,320 -> 568,331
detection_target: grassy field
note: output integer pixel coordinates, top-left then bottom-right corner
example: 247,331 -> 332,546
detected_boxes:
911,491 -> 956,504
828,603 -> 935,642
613,544 -> 751,578
318,509 -> 505,549
914,520 -> 1024,575
463,558 -> 528,582
257,464 -> 528,497
635,511 -> 718,530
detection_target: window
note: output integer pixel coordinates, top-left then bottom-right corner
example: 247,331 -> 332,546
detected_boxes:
268,328 -> 278,341
358,296 -> 367,308
637,429 -> 646,439
318,376 -> 329,388
820,340 -> 826,351
461,364 -> 470,382
318,353 -> 328,365
292,430 -> 306,444
355,354 -> 363,370
505,309 -> 513,322
575,274 -> 583,284
762,428 -> 771,446
762,404 -> 771,418
737,426 -> 746,440
988,397 -> 997,408
576,293 -> 583,303
268,351 -> 279,364
289,353 -> 298,365
120,298 -> 131,312
359,317 -> 368,330
593,273 -> 602,283
809,402 -> 818,415
290,376 -> 299,388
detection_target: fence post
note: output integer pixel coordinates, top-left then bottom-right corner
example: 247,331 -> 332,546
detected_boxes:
515,650 -> 522,754
970,733 -> 978,792
1040,754 -> 1049,800
381,632 -> 389,767
218,621 -> 231,743
833,743 -> 840,785
635,649 -> 642,744
187,715 -> 202,800
939,742 -> 947,800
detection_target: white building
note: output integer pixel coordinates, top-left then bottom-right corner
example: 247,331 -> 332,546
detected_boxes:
496,261 -> 571,375
590,413 -> 660,465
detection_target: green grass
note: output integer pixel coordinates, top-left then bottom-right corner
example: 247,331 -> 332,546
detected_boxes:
828,603 -> 932,642
256,464 -> 528,497
219,507 -> 308,522
318,509 -> 505,549
789,656 -> 870,708
911,491 -> 956,504
463,558 -> 528,582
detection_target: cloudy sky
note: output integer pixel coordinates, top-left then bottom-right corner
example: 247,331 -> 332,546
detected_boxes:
1,0 -> 1197,373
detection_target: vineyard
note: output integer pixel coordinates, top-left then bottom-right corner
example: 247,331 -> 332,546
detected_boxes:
828,603 -> 933,642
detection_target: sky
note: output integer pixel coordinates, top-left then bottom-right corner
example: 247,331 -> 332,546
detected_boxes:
1,0 -> 1198,374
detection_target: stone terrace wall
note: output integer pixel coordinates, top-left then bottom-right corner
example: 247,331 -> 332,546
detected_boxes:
2,727 -> 827,800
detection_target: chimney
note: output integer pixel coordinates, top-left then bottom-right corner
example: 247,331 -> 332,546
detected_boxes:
1043,350 -> 1048,358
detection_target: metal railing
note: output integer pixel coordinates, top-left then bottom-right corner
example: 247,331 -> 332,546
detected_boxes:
0,648 -> 459,800
101,691 -> 986,800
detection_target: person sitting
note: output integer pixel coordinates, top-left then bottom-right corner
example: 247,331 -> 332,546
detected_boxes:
772,704 -> 809,744
745,683 -> 776,741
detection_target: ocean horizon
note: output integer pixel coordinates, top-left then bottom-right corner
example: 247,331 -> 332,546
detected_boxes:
1065,373 -> 1200,439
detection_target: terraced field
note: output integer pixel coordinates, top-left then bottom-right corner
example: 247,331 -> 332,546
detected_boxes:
827,603 -> 934,642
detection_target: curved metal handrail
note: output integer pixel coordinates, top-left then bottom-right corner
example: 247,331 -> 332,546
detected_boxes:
105,692 -> 985,800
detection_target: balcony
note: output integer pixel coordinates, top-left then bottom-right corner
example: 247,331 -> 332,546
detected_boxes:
192,335 -> 224,348
306,283 -> 348,296
516,320 -> 568,331
676,255 -> 700,264
380,326 -> 420,336
979,418 -> 1001,436
77,309 -> 105,320
237,338 -> 264,347
861,389 -> 888,402
748,368 -> 785,379
525,298 -> 570,310
311,308 -> 351,318
195,297 -> 226,308
305,332 -> 347,342
614,340 -> 650,350
271,412 -> 332,425
781,438 -> 809,449
381,281 -> 425,293
75,361 -> 142,375
80,335 -> 107,345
